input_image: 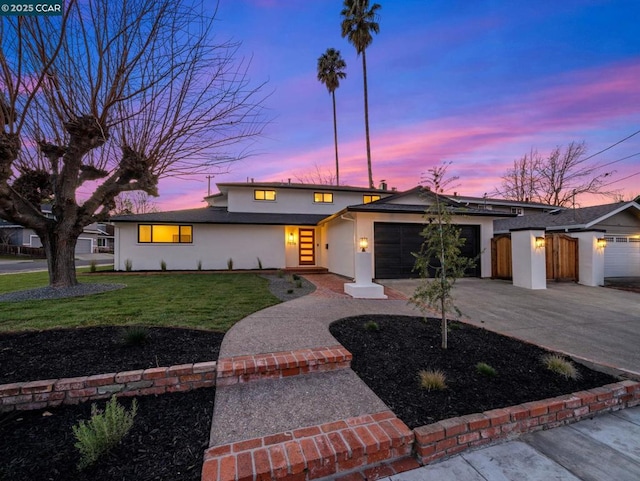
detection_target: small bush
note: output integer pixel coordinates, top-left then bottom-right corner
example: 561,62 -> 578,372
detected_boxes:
73,396 -> 138,470
197,260 -> 202,271
418,369 -> 447,391
257,257 -> 263,270
227,258 -> 233,270
277,269 -> 284,278
542,354 -> 580,380
292,274 -> 301,281
160,259 -> 167,271
295,279 -> 303,288
121,326 -> 149,347
476,362 -> 497,377
124,259 -> 133,271
448,322 -> 463,331
363,320 -> 380,331
287,288 -> 293,294
89,260 -> 97,273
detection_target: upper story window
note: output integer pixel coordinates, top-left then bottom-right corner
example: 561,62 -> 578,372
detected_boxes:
138,225 -> 192,243
363,194 -> 381,204
314,192 -> 333,203
511,207 -> 524,215
254,189 -> 276,201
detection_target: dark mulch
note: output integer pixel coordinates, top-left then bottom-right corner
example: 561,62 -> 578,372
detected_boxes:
0,327 -> 225,384
330,315 -> 619,429
0,388 -> 215,481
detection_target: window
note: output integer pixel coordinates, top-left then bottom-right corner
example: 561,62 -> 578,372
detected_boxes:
363,194 -> 381,204
138,225 -> 192,243
314,192 -> 333,203
511,207 -> 523,215
254,189 -> 276,201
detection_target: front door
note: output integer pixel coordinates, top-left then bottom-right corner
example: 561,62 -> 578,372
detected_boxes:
298,228 -> 315,265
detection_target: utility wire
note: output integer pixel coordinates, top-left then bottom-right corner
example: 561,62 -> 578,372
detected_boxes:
602,170 -> 640,188
582,128 -> 640,162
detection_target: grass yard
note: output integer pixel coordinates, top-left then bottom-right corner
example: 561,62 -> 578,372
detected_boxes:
0,271 -> 280,332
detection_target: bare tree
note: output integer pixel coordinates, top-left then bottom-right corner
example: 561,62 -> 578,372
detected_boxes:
295,163 -> 337,185
0,0 -> 267,288
495,141 -> 613,206
112,191 -> 158,215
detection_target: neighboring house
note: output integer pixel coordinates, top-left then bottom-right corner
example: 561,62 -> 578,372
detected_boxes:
448,195 -> 562,216
111,181 -> 515,278
494,201 -> 640,278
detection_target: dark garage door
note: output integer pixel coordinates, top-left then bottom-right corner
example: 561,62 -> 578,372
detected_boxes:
374,222 -> 481,279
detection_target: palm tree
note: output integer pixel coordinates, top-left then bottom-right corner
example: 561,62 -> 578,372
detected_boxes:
317,48 -> 347,186
341,0 -> 381,189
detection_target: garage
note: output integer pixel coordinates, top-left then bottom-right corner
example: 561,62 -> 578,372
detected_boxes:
604,235 -> 640,277
373,222 -> 481,279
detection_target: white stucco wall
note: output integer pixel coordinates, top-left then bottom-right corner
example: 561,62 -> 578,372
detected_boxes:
511,229 -> 546,290
571,231 -> 605,286
324,216 -> 356,278
114,223 -> 285,271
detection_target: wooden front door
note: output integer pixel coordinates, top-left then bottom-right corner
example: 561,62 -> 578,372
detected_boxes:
546,234 -> 578,281
298,228 -> 315,265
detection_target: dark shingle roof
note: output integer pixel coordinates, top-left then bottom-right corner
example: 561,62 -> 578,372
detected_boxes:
111,207 -> 326,226
347,202 -> 514,217
494,202 -> 640,232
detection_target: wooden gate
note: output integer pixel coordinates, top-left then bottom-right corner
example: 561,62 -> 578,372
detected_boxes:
491,234 -> 512,279
545,234 -> 578,281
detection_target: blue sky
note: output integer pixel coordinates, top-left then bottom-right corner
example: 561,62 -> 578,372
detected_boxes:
158,0 -> 640,209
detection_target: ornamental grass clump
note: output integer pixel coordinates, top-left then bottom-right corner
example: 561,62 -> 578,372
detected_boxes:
542,354 -> 580,380
476,362 -> 497,377
363,320 -> 380,331
418,369 -> 447,391
120,326 -> 149,347
73,396 -> 138,470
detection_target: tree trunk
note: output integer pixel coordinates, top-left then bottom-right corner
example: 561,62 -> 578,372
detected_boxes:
362,50 -> 373,189
332,91 -> 340,186
41,228 -> 79,288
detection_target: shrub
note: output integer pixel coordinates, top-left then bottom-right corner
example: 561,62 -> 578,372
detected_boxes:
121,326 -> 149,346
418,369 -> 447,391
124,259 -> 133,271
227,258 -> 233,270
287,288 -> 293,294
295,279 -> 303,288
89,260 -> 97,273
476,362 -> 497,377
197,260 -> 202,271
292,274 -> 301,281
73,396 -> 138,470
363,320 -> 380,331
277,269 -> 284,278
542,354 -> 580,380
160,259 -> 167,271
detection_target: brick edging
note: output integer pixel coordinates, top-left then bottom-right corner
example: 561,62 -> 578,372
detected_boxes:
414,380 -> 640,465
216,346 -> 352,386
202,410 -> 415,481
0,361 -> 217,412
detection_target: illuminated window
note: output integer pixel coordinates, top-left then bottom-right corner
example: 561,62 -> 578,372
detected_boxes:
363,194 -> 381,204
138,225 -> 192,243
314,192 -> 333,203
254,190 -> 276,201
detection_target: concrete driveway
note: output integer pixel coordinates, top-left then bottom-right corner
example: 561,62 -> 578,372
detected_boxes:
381,278 -> 640,376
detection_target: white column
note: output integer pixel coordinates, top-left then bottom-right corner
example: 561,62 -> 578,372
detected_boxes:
511,229 -> 546,290
571,231 -> 605,287
344,252 -> 387,299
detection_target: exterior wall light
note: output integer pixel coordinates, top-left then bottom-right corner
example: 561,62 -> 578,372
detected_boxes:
535,236 -> 546,249
359,237 -> 369,252
288,232 -> 296,245
597,237 -> 607,249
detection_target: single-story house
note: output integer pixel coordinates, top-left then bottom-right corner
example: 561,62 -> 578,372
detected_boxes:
493,201 -> 640,282
111,181 -> 528,279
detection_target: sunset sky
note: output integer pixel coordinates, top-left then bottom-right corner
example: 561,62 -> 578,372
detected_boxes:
156,0 -> 640,210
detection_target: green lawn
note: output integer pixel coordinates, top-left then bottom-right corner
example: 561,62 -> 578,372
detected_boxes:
0,271 -> 280,333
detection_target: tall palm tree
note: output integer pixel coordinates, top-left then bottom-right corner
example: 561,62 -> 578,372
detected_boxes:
341,0 -> 381,189
317,48 -> 347,186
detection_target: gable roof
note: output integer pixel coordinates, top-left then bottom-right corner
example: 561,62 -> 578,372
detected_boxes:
448,194 -> 560,210
111,207 -> 325,226
494,201 -> 640,233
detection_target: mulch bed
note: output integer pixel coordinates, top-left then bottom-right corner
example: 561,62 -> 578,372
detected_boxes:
330,315 -> 619,429
0,327 -> 225,384
0,327 -> 224,481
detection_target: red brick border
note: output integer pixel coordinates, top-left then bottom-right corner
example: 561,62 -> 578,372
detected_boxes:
0,361 -> 217,412
216,346 -> 352,387
202,411 -> 416,481
414,380 -> 640,465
